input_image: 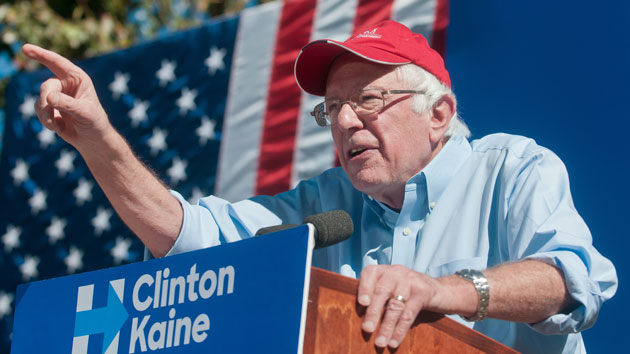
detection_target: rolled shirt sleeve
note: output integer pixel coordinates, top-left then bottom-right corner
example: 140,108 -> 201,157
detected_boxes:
167,190 -> 284,256
165,169 -> 350,256
503,141 -> 618,334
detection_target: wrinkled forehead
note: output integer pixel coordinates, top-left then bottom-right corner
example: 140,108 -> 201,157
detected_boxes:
324,54 -> 400,97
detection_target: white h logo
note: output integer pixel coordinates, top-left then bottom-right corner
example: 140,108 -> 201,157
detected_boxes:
72,279 -> 126,354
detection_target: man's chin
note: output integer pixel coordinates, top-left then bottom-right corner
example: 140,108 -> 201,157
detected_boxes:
348,174 -> 386,196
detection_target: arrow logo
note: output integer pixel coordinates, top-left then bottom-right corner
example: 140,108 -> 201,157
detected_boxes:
73,279 -> 128,354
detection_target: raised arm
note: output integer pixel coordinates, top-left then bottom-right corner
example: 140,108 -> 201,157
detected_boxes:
23,44 -> 182,257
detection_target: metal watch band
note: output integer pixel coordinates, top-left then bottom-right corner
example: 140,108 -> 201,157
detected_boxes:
455,269 -> 490,322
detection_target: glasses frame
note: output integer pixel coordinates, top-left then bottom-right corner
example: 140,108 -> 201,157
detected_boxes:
310,89 -> 425,127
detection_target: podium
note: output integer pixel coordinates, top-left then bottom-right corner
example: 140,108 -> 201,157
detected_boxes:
12,225 -> 517,353
306,267 -> 517,353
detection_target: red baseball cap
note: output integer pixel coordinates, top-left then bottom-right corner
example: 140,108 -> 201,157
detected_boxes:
294,20 -> 450,96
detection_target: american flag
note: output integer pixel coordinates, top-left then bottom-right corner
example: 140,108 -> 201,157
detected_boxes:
0,0 -> 445,350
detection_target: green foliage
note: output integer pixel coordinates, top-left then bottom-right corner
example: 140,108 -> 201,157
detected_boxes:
0,0 -> 276,108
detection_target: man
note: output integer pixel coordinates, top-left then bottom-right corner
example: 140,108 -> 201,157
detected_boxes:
23,20 -> 616,353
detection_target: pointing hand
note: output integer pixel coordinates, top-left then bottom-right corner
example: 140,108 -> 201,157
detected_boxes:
22,44 -> 114,151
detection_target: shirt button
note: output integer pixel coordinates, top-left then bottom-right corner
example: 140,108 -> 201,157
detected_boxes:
429,202 -> 436,209
368,195 -> 373,201
402,227 -> 411,236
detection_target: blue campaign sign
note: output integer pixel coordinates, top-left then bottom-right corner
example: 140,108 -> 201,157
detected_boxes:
12,226 -> 314,354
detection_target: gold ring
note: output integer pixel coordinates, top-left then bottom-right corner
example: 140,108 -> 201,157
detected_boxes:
392,294 -> 407,304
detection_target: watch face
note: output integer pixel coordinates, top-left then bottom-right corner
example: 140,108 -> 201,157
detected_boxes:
458,269 -> 483,279
457,269 -> 475,279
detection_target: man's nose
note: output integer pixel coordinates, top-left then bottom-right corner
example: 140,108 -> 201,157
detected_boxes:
335,102 -> 363,131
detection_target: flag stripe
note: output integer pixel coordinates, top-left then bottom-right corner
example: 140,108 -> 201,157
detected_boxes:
430,0 -> 449,56
255,0 -> 317,196
354,0 -> 394,31
216,1 -> 283,201
391,0 -> 437,41
291,0 -> 357,187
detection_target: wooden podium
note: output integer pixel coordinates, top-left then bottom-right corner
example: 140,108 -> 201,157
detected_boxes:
304,267 -> 518,353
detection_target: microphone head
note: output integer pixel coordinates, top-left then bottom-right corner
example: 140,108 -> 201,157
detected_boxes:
303,210 -> 354,249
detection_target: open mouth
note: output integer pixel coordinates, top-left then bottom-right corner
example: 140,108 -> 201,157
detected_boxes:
349,148 -> 367,158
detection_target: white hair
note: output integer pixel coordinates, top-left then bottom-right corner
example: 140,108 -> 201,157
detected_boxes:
394,64 -> 470,138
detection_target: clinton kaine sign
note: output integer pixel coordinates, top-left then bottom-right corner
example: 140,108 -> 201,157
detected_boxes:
12,227 -> 314,354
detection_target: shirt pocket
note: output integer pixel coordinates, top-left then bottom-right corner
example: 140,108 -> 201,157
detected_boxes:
425,257 -> 488,278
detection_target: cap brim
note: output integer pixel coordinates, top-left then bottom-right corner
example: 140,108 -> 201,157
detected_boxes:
294,39 -> 411,96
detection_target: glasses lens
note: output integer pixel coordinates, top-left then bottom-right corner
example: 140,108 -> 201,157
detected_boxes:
356,89 -> 384,115
312,102 -> 330,127
317,90 -> 385,126
325,99 -> 341,120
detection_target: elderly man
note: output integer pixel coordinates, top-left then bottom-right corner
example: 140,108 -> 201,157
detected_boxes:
24,20 -> 616,353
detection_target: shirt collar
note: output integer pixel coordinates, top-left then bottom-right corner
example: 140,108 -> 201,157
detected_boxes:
362,135 -> 471,224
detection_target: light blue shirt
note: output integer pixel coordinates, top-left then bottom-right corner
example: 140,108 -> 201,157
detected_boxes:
168,133 -> 617,354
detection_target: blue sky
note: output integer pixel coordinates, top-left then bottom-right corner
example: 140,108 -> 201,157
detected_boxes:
447,1 -> 629,351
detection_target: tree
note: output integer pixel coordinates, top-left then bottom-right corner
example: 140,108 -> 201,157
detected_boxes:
0,0 -> 272,108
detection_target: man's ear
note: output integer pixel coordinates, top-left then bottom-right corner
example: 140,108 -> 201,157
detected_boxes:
429,95 -> 456,144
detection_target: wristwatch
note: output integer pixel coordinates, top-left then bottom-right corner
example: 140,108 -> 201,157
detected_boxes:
455,269 -> 490,322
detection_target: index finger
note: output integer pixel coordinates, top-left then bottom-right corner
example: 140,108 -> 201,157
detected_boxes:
358,265 -> 384,306
22,43 -> 84,80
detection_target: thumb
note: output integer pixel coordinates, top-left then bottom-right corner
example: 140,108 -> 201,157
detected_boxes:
46,91 -> 80,115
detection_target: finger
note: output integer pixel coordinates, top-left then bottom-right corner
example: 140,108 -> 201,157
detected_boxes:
374,289 -> 410,348
40,75 -> 91,121
34,95 -> 68,134
47,91 -> 78,134
358,265 -> 381,306
39,78 -> 63,118
40,77 -> 63,98
362,274 -> 396,334
52,109 -> 66,133
34,97 -> 55,131
47,91 -> 80,116
388,295 -> 422,349
22,43 -> 84,81
35,78 -> 79,134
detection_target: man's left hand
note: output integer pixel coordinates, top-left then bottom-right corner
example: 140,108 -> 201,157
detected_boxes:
357,265 -> 449,348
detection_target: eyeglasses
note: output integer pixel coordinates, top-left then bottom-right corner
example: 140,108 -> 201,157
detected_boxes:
310,89 -> 425,127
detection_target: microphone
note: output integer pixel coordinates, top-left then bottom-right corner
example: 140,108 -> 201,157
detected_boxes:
304,210 -> 354,249
254,223 -> 297,235
255,210 -> 354,249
